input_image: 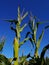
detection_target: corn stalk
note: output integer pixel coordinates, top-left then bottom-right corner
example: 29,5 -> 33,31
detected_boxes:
26,14 -> 49,58
4,6 -> 28,65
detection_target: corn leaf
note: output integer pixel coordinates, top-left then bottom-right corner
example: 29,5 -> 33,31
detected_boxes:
37,30 -> 44,48
21,8 -> 25,17
8,58 -> 13,63
29,38 -> 34,47
21,12 -> 28,21
45,25 -> 49,29
0,54 -> 11,65
20,24 -> 27,32
19,37 -> 29,48
4,19 -> 18,24
0,39 -> 5,51
40,44 -> 49,59
29,22 -> 34,32
25,32 -> 33,38
18,6 -> 21,24
33,25 -> 37,43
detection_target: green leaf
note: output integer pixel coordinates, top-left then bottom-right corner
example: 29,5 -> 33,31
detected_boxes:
20,24 -> 27,32
21,8 -> 25,17
4,19 -> 18,24
33,25 -> 37,43
0,39 -> 5,51
37,30 -> 44,48
0,54 -> 11,65
18,6 -> 21,24
29,22 -> 33,32
36,21 -> 49,26
19,38 -> 29,48
21,12 -> 28,21
25,32 -> 33,38
29,38 -> 34,47
40,44 -> 49,59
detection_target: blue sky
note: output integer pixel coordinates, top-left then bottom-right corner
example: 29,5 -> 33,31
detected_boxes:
0,0 -> 49,58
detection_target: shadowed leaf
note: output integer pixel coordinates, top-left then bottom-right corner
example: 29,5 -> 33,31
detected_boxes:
10,26 -> 17,37
4,19 -> 18,24
45,25 -> 49,29
25,32 -> 33,38
0,54 -> 11,65
29,38 -> 34,47
40,44 -> 49,59
0,38 -> 5,51
27,53 -> 30,58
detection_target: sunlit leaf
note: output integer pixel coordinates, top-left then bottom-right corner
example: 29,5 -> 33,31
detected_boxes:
20,24 -> 27,32
18,6 -> 21,24
21,8 -> 25,17
19,37 -> 29,48
37,30 -> 44,48
33,25 -> 37,43
21,12 -> 28,21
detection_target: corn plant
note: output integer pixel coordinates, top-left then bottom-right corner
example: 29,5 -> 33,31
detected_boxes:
0,36 -> 5,52
25,14 -> 49,65
5,6 -> 29,65
0,37 -> 11,65
26,14 -> 49,58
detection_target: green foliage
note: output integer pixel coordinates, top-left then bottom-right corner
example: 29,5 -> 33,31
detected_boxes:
4,6 -> 29,65
0,54 -> 11,65
0,36 -> 5,52
0,6 -> 49,65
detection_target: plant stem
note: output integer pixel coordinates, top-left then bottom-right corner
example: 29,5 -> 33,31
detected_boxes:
14,37 -> 19,65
